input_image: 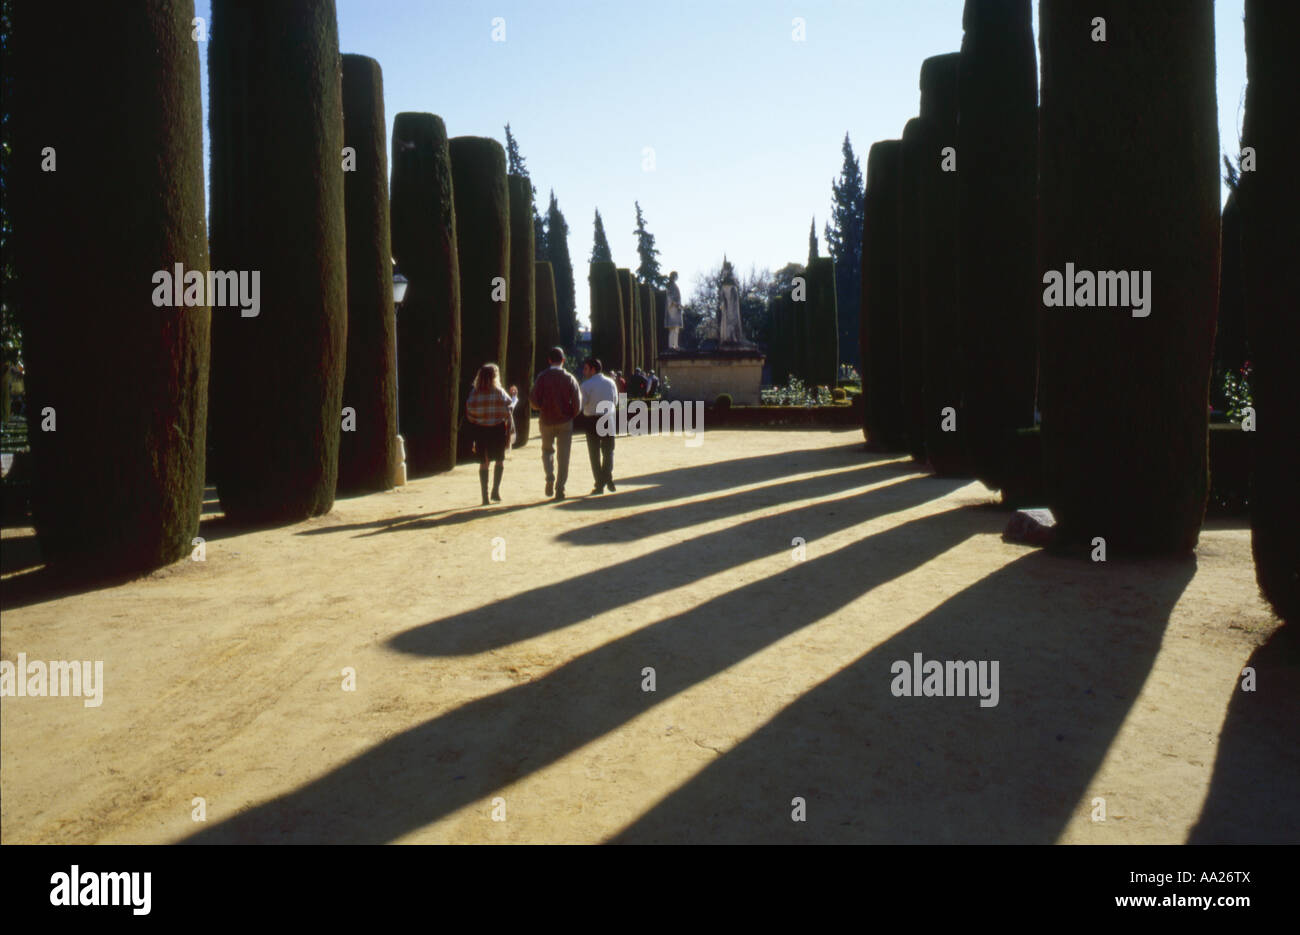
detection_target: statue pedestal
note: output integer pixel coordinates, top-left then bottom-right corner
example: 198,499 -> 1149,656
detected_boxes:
657,349 -> 766,406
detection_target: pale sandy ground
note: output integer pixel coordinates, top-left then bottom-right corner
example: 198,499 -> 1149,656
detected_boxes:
2,426 -> 1295,844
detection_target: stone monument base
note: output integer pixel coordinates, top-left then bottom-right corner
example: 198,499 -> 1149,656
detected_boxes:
658,349 -> 766,406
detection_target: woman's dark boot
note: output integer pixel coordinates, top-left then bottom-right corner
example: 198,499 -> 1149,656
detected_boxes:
479,465 -> 490,505
491,463 -> 504,502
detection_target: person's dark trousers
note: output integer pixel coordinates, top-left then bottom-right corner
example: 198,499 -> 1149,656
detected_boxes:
583,416 -> 615,491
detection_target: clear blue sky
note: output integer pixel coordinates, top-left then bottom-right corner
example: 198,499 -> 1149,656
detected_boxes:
196,0 -> 1247,329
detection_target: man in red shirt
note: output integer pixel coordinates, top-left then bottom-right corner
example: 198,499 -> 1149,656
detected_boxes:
528,346 -> 582,500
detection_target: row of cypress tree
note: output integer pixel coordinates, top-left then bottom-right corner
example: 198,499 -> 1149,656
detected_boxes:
857,0 -> 1299,601
10,0 -> 556,576
767,263 -> 838,389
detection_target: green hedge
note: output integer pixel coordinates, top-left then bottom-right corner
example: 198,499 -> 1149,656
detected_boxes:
1039,0 -> 1219,555
861,140 -> 903,449
589,261 -> 624,371
507,174 -> 535,445
338,54 -> 397,494
450,137 -> 510,461
958,0 -> 1038,494
208,0 -> 347,524
12,0 -> 210,572
1241,0 -> 1299,619
391,113 -> 461,475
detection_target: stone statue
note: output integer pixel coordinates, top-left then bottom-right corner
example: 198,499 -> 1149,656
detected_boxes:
718,258 -> 746,346
665,270 -> 683,349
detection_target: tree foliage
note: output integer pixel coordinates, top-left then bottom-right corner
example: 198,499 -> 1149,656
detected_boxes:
825,133 -> 865,367
591,208 -> 613,264
633,201 -> 665,288
544,191 -> 578,350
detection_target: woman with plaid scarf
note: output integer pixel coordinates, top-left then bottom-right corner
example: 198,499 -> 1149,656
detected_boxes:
465,363 -> 517,505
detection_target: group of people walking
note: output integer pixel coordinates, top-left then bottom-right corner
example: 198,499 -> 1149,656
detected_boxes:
463,347 -> 622,506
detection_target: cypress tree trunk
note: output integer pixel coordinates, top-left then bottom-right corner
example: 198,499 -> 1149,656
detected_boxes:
1240,0 -> 1299,619
617,269 -> 637,375
507,174 -> 535,446
861,140 -> 904,448
959,0 -> 1038,496
534,261 -> 561,375
12,0 -> 209,574
590,262 -> 625,371
391,113 -> 461,475
450,137 -> 510,461
1038,0 -> 1219,555
806,257 -> 840,390
208,0 -> 347,524
639,283 -> 657,376
899,118 -> 928,462
338,54 -> 396,494
917,52 -> 970,476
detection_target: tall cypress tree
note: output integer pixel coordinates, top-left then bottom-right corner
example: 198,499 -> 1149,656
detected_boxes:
592,209 -> 614,263
806,257 -> 840,389
639,282 -> 657,372
634,202 -> 665,288
12,0 -> 209,573
338,55 -> 397,494
450,136 -> 510,461
958,0 -> 1038,497
507,174 -> 535,446
1240,0 -> 1299,619
391,113 -> 461,475
917,52 -> 969,477
534,211 -> 548,258
1038,0 -> 1219,555
617,268 -> 636,373
589,261 -> 624,371
534,261 -> 561,374
861,139 -> 904,449
545,191 -> 577,351
808,218 -> 820,263
825,133 -> 866,370
208,0 -> 347,523
898,117 -> 928,462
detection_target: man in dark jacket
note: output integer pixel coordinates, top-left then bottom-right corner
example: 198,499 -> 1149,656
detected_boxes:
528,346 -> 582,500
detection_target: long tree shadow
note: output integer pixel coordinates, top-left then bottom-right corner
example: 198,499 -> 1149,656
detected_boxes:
554,457 -> 904,546
289,443 -> 886,539
182,497 -> 986,843
390,466 -> 954,657
1188,622 -> 1300,843
611,550 -> 1196,843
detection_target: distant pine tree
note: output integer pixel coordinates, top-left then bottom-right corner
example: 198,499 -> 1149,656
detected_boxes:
825,133 -> 865,368
545,191 -> 578,350
633,201 -> 665,288
591,208 -> 613,263
808,217 -> 819,263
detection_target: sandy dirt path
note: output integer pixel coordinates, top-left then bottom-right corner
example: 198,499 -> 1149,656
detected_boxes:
2,426 -> 1294,843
